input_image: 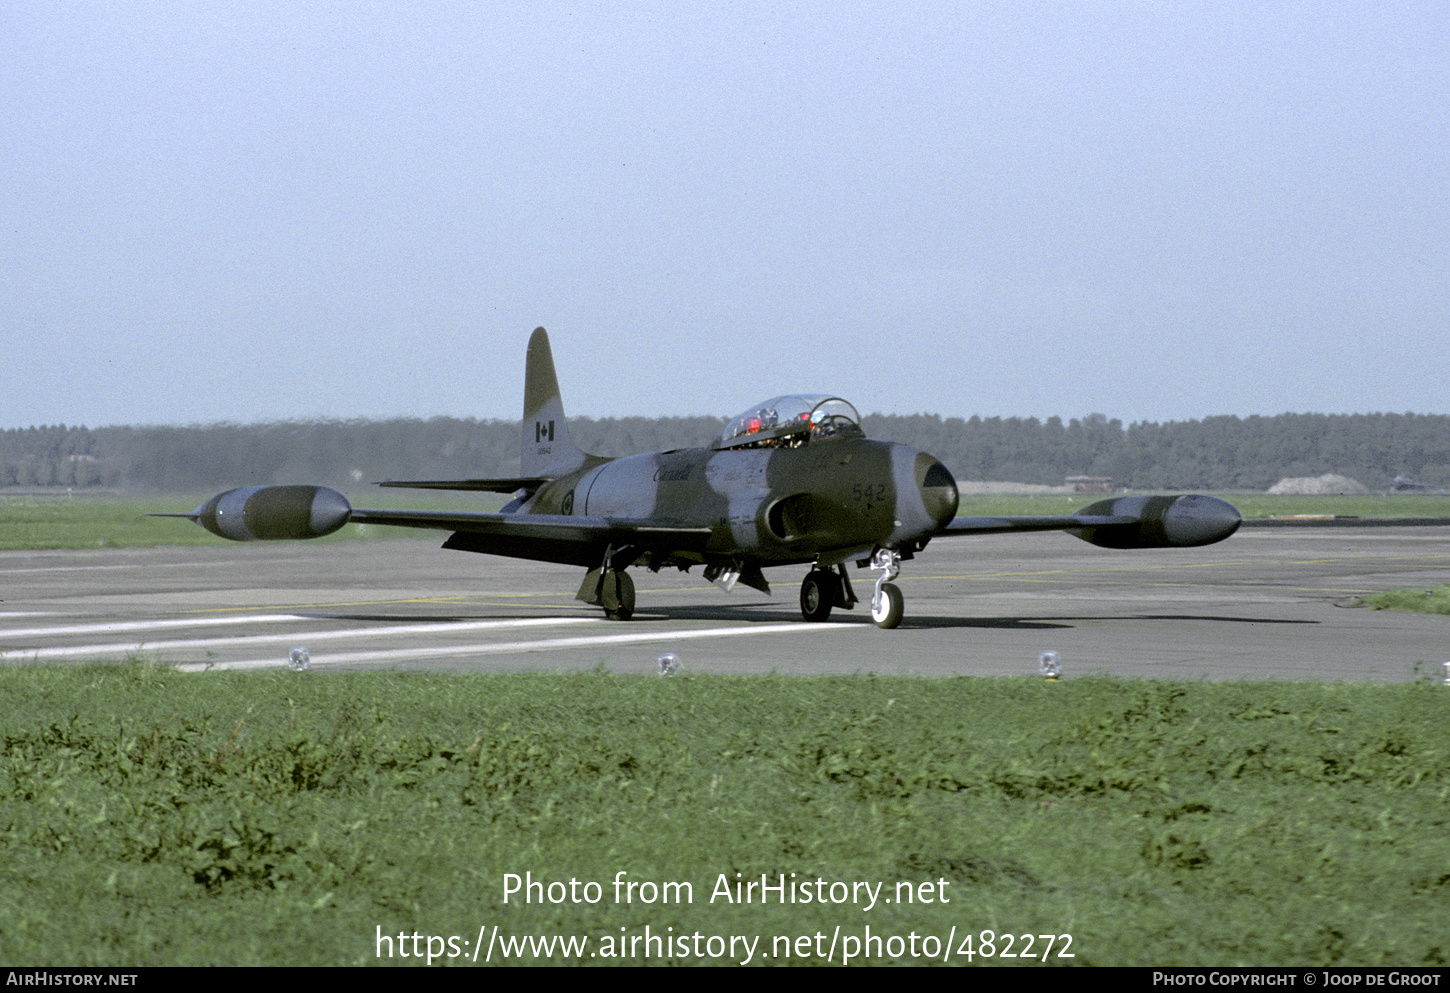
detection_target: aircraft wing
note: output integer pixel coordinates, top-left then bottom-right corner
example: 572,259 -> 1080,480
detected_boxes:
935,495 -> 1243,549
158,485 -> 712,568
350,507 -> 713,568
937,514 -> 1136,536
376,477 -> 549,493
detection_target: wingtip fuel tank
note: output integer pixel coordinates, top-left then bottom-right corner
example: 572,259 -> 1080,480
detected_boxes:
1072,494 -> 1242,549
187,485 -> 353,541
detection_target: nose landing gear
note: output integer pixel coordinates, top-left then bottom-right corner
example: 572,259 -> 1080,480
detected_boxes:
868,548 -> 904,629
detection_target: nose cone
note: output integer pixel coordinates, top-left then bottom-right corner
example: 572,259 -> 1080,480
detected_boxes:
1162,494 -> 1241,546
307,486 -> 353,536
915,454 -> 959,530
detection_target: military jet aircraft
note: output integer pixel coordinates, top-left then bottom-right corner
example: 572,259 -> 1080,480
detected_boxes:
156,327 -> 1242,628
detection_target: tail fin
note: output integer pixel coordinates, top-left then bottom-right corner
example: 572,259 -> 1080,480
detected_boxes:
522,327 -> 593,478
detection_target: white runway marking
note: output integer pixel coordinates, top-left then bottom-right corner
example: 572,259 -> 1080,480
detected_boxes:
0,614 -> 308,639
177,621 -> 859,671
0,559 -> 254,574
1,616 -> 597,661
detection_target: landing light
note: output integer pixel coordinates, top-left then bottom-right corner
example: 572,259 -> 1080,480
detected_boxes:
658,652 -> 681,676
290,646 -> 311,671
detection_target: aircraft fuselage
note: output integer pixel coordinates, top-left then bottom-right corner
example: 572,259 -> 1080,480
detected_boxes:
521,436 -> 959,570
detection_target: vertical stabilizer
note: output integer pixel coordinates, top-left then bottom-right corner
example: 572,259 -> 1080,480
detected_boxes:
522,327 -> 591,477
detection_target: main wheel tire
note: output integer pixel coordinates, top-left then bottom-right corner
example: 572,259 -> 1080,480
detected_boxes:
871,582 -> 904,629
800,571 -> 834,622
602,570 -> 635,621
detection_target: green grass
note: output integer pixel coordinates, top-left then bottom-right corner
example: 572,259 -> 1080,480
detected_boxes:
0,494 -> 221,550
1360,585 -> 1450,615
1226,493 -> 1450,520
0,492 -> 505,550
1,664 -> 1446,966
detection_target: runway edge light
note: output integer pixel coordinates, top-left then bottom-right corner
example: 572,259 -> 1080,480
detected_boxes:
1039,650 -> 1062,681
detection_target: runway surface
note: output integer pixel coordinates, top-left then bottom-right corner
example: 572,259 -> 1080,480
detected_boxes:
3,527 -> 1449,681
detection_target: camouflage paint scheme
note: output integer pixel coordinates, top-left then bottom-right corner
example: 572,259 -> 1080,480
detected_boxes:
160,328 -> 1242,628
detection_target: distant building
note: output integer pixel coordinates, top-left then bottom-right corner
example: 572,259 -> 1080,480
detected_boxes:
1066,476 -> 1112,493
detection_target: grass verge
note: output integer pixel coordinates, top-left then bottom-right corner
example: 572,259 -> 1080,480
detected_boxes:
0,492 -> 505,550
1,663 -> 1446,966
1359,585 -> 1450,615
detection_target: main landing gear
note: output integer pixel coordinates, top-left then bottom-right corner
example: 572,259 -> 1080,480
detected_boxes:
578,567 -> 635,619
577,546 -> 637,620
799,566 -> 853,622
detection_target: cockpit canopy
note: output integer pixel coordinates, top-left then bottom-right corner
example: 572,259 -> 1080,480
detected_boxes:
713,394 -> 864,450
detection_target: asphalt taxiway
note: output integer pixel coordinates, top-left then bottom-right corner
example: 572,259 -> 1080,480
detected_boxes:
3,527 -> 1448,681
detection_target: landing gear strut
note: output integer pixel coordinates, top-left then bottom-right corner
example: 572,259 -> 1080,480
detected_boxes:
868,548 -> 904,629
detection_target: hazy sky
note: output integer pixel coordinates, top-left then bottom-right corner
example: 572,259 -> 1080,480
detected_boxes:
5,1 -> 1446,429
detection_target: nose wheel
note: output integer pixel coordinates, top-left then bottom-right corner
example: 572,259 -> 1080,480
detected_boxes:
868,548 -> 904,629
870,581 -> 904,628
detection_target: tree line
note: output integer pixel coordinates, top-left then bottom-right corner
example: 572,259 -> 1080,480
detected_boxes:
3,412 -> 1447,493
